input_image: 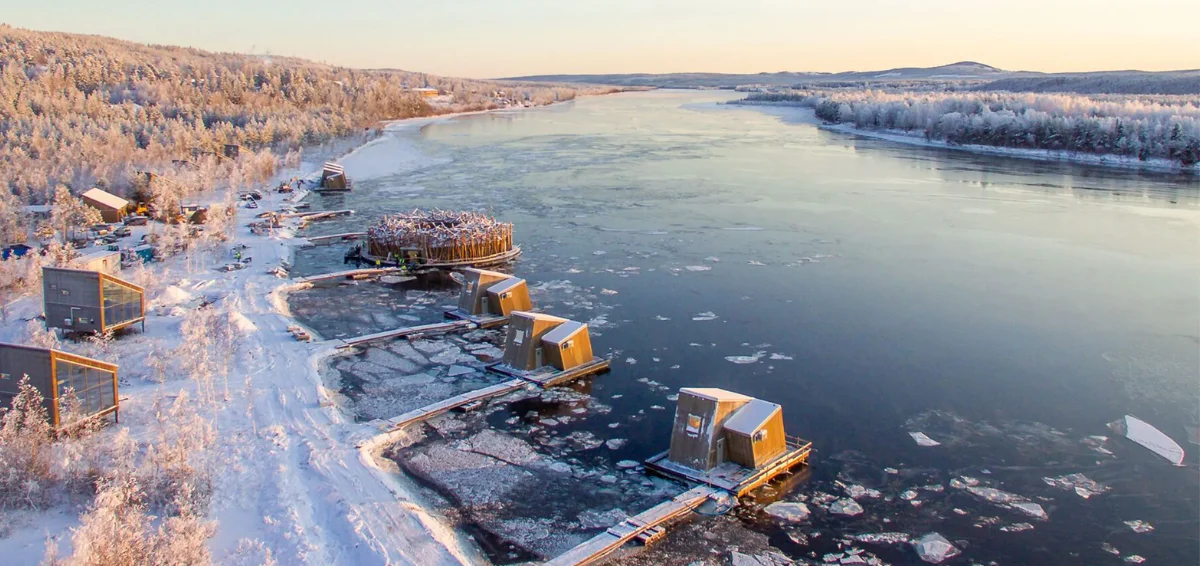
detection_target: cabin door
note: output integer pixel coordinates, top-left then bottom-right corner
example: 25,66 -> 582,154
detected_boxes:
715,437 -> 726,464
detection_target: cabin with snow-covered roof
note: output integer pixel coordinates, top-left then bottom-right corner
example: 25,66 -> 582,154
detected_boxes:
81,188 -> 129,223
667,388 -> 787,472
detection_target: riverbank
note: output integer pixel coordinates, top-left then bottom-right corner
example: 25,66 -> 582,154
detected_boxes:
0,109 -> 528,565
731,101 -> 1198,173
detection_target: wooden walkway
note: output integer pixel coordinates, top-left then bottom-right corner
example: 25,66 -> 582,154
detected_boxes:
486,357 -> 612,388
544,485 -> 720,566
306,232 -> 366,245
376,379 -> 531,432
292,267 -> 407,284
338,320 -> 478,348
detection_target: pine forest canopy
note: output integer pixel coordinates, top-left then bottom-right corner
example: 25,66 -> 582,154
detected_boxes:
0,25 -> 618,207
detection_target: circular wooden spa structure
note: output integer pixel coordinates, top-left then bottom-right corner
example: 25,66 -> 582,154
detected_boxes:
345,209 -> 521,270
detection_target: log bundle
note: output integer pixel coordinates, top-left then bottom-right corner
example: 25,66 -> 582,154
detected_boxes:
366,209 -> 514,263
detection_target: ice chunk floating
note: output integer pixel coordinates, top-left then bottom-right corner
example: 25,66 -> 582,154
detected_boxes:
1108,415 -> 1185,465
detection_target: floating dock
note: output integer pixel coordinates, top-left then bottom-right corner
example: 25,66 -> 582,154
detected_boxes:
544,485 -> 721,566
374,379 -> 531,433
644,436 -> 813,497
486,357 -> 611,388
347,246 -> 523,272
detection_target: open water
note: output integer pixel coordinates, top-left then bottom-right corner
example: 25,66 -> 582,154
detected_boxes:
291,90 -> 1200,565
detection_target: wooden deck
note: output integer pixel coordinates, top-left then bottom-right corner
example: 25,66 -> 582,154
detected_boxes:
284,209 -> 354,221
358,246 -> 523,271
486,357 -> 611,388
337,320 -> 478,348
644,437 -> 812,497
544,485 -> 720,566
375,379 -> 531,432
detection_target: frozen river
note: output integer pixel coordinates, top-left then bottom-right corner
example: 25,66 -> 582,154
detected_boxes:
291,90 -> 1200,565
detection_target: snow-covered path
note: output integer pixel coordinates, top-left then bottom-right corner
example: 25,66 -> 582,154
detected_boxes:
200,195 -> 478,565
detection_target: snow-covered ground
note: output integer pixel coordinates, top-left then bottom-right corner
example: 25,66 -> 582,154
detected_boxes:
0,119 -> 486,565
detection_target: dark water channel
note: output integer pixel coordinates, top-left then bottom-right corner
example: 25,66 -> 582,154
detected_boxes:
290,91 -> 1200,565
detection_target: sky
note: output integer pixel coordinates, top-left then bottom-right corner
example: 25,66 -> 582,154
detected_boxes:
4,0 -> 1197,78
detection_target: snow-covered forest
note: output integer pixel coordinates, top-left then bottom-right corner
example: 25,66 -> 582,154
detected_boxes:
740,90 -> 1200,166
0,25 -> 618,206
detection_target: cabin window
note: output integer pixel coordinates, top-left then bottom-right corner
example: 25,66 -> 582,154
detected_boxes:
0,373 -> 9,380
686,414 -> 703,436
513,331 -> 524,345
753,430 -> 768,443
563,340 -> 573,350
61,289 -> 70,296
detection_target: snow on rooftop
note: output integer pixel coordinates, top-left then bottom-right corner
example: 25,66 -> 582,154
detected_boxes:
513,310 -> 569,324
679,387 -> 753,403
81,187 -> 129,209
724,399 -> 781,435
542,320 -> 585,344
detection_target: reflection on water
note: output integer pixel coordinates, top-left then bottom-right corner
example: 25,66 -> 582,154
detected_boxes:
292,90 -> 1200,565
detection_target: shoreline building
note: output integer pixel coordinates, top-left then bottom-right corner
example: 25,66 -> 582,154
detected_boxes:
0,342 -> 119,427
42,267 -> 146,334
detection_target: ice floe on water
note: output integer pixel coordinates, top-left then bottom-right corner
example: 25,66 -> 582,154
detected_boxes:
1042,473 -> 1109,498
913,533 -> 959,564
1108,414 -> 1186,465
909,431 -> 941,447
1124,519 -> 1154,533
692,311 -> 719,321
725,351 -> 766,365
684,265 -> 712,271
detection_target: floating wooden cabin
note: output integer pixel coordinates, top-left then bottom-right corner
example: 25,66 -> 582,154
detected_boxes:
445,268 -> 532,326
645,387 -> 811,497
488,311 -> 609,387
320,162 -> 350,190
81,188 -> 129,224
0,342 -> 119,428
42,267 -> 146,335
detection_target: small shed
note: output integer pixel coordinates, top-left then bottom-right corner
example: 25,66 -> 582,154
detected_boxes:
223,144 -> 240,159
0,342 -> 119,428
457,268 -> 512,315
42,267 -> 145,334
81,188 -> 130,224
540,320 -> 593,371
666,388 -> 790,472
722,399 -> 787,468
668,388 -> 753,472
320,163 -> 348,190
486,277 -> 532,317
501,311 -> 569,371
413,87 -> 439,98
70,250 -> 122,274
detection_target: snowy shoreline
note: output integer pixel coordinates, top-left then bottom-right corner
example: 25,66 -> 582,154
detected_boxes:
732,101 -> 1197,173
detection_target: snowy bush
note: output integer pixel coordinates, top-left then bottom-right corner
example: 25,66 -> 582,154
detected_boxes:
0,377 -> 54,509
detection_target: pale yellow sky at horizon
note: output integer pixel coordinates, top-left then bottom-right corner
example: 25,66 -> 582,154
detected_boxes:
4,0 -> 1197,77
